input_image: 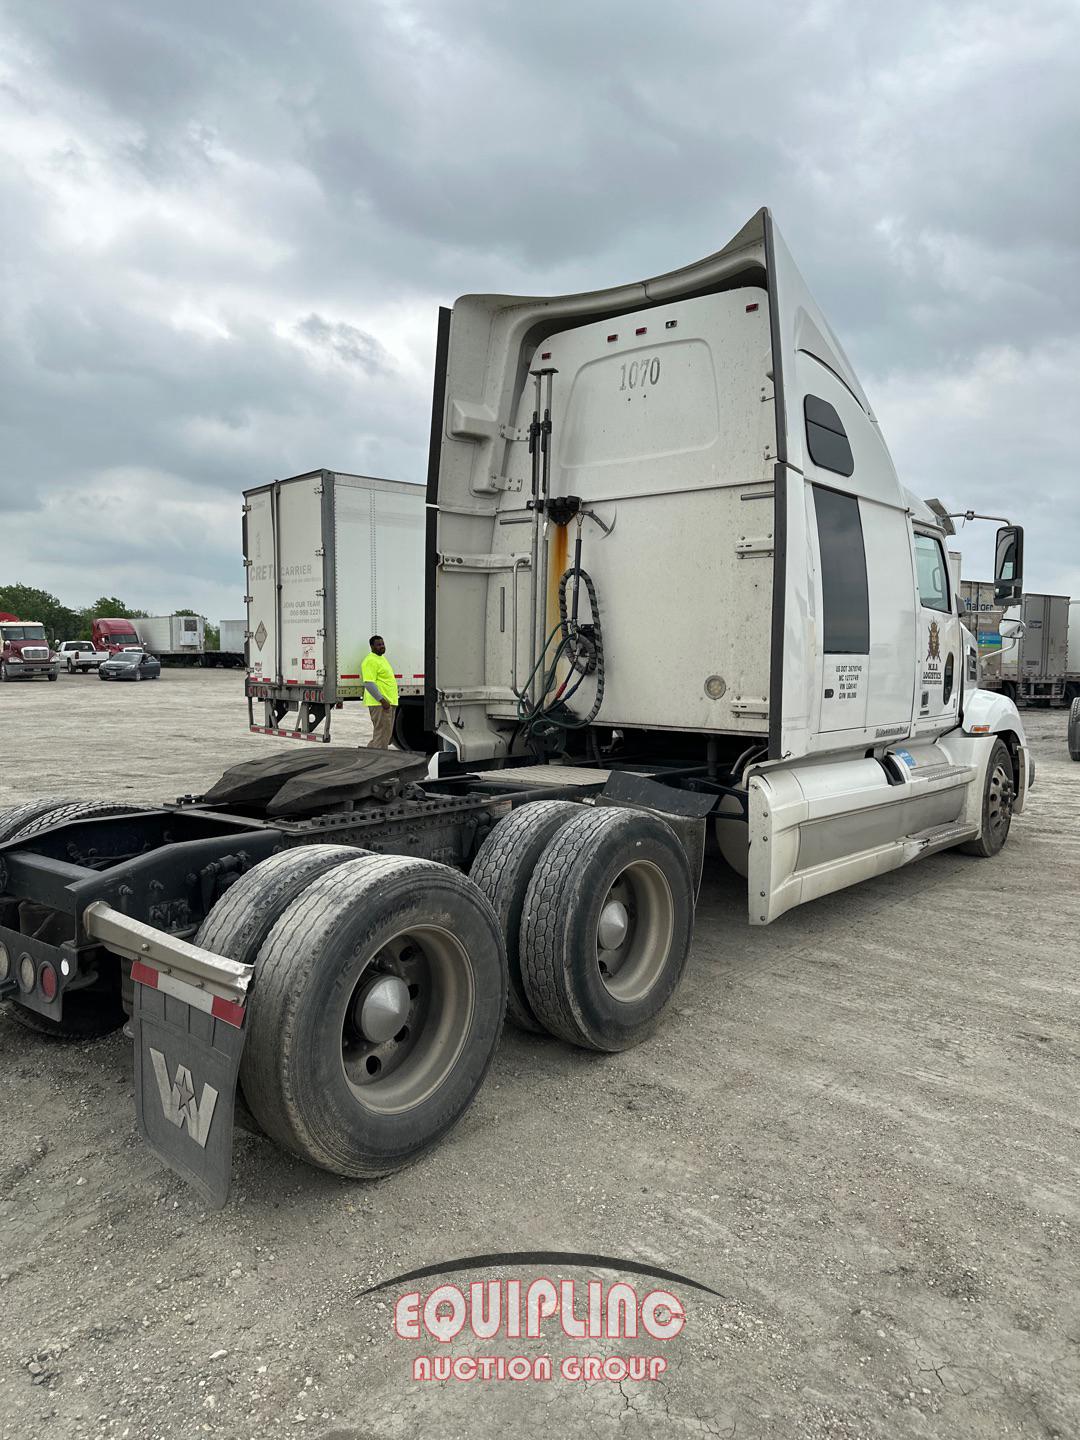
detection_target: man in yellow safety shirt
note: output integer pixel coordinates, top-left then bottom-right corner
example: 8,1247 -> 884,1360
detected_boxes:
361,634 -> 398,748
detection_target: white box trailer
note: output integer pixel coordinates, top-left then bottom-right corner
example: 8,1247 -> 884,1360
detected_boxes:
135,614 -> 205,660
219,619 -> 246,654
199,619 -> 246,669
1068,601 -> 1080,677
987,592 -> 1074,704
243,470 -> 426,741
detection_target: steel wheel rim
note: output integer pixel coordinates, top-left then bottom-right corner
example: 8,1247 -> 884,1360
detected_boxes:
340,924 -> 475,1114
595,860 -> 674,1003
987,760 -> 1014,842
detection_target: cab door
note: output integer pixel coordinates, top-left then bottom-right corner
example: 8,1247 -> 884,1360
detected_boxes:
912,529 -> 962,735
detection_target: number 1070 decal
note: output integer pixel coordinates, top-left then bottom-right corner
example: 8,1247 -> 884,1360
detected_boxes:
619,357 -> 662,390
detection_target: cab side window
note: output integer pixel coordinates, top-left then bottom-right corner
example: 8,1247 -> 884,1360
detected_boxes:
914,533 -> 950,613
814,485 -> 870,652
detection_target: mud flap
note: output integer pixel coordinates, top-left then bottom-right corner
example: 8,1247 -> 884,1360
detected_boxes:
81,902 -> 254,1210
133,980 -> 246,1210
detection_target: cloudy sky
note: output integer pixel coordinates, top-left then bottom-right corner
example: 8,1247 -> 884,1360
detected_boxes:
2,0 -> 1078,622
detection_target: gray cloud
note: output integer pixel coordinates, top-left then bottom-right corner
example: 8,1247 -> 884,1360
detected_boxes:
1,0 -> 1078,616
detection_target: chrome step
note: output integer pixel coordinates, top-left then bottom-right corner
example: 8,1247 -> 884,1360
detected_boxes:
905,819 -> 976,851
902,762 -> 975,785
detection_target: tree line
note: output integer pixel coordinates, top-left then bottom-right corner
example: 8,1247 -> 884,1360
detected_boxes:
0,584 -> 220,650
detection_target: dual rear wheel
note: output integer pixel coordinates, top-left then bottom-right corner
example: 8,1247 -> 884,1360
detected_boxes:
195,846 -> 507,1179
470,803 -> 695,1053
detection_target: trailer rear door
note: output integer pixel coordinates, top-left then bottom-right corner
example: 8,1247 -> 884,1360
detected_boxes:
245,486 -> 279,684
275,476 -> 326,688
330,475 -> 426,699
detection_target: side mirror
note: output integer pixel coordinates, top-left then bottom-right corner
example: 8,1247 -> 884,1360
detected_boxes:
994,525 -> 1023,604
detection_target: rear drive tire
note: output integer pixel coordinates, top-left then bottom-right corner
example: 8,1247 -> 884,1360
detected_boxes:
241,854 -> 507,1178
520,808 -> 694,1052
0,797 -> 78,844
959,737 -> 1015,857
1069,697 -> 1080,761
4,800 -> 150,843
470,800 -> 583,1033
3,987 -> 125,1041
195,844 -> 362,968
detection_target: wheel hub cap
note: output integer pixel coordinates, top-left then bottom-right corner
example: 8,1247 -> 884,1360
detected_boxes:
357,974 -> 411,1043
598,899 -> 630,953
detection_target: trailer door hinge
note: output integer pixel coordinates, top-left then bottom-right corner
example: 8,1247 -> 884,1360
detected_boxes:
735,535 -> 774,558
241,503 -> 252,513
498,423 -> 529,443
243,558 -> 253,567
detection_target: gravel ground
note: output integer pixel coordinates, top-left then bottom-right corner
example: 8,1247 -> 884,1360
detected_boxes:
0,671 -> 1077,1440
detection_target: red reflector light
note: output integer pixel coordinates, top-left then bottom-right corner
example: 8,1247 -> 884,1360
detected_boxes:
607,334 -> 618,343
39,962 -> 58,1001
635,327 -> 647,335
541,352 -> 551,360
745,303 -> 759,312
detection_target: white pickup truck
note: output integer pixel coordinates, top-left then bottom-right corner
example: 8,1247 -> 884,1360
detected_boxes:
56,641 -> 103,674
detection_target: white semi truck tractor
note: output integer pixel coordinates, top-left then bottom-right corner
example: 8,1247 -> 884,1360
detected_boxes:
0,210 -> 1030,1206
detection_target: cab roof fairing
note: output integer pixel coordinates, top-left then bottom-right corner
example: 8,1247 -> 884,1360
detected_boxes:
437,208 -> 904,513
438,212 -> 770,506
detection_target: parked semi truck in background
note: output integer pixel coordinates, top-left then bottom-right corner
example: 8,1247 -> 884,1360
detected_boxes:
0,617 -> 58,681
244,471 -> 426,748
92,617 -> 141,653
0,209 -> 1033,1208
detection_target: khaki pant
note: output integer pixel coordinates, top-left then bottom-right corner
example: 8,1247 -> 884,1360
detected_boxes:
367,703 -> 396,749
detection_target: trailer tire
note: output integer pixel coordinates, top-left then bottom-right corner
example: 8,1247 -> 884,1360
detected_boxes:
3,800 -> 150,844
1068,697 -> 1080,761
520,808 -> 694,1052
959,737 -> 1015,857
195,844 -> 361,970
241,854 -> 507,1179
470,800 -> 583,1033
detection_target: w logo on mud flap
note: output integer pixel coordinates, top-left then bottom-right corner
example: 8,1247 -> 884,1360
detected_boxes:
150,1049 -> 219,1148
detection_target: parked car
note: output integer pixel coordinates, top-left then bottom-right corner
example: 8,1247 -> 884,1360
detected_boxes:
97,650 -> 161,681
56,641 -> 103,674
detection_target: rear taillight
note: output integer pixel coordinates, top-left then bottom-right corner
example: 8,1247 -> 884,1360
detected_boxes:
18,954 -> 35,992
0,941 -> 10,983
39,962 -> 58,1002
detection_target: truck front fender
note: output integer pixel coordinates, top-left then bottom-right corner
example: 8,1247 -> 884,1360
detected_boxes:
960,687 -> 1031,810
